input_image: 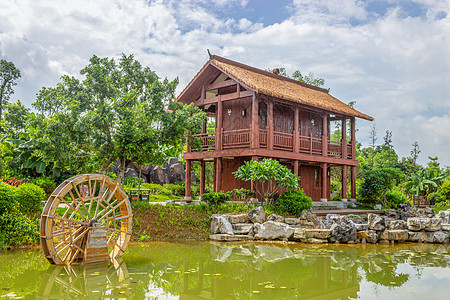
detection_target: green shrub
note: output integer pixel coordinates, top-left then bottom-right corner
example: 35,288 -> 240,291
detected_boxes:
330,181 -> 341,193
331,192 -> 341,202
107,172 -> 117,180
0,212 -> 39,246
139,183 -> 172,195
232,188 -> 255,202
441,180 -> 450,200
14,183 -> 46,213
273,189 -> 312,217
428,192 -> 444,203
163,183 -> 185,196
0,182 -> 18,215
30,176 -> 56,193
201,192 -> 231,206
385,189 -> 410,209
124,176 -> 144,187
435,200 -> 450,208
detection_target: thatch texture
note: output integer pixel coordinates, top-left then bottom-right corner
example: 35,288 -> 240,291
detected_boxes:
211,57 -> 373,121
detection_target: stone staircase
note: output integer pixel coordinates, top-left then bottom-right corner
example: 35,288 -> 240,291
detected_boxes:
312,201 -> 356,210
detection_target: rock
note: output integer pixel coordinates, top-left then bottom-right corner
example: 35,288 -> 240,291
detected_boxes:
300,209 -> 317,222
386,220 -> 407,230
254,221 -> 294,240
168,162 -> 185,184
210,215 -> 234,235
305,238 -> 327,244
379,239 -> 389,244
408,231 -> 448,243
284,218 -> 300,225
379,230 -> 408,241
314,219 -> 328,229
232,223 -> 254,235
228,214 -> 250,224
125,168 -> 139,178
374,204 -> 382,210
399,213 -> 411,221
329,216 -> 357,243
149,166 -> 165,185
438,210 -> 450,224
167,157 -> 178,166
433,231 -> 449,243
326,214 -> 340,224
368,214 -> 385,231
423,207 -> 435,218
385,209 -> 398,219
209,234 -> 252,241
355,223 -> 369,231
248,206 -> 266,223
267,214 -> 285,223
293,228 -> 332,240
347,215 -> 365,224
398,203 -> 421,218
357,230 -> 378,243
441,224 -> 450,231
407,217 -> 441,231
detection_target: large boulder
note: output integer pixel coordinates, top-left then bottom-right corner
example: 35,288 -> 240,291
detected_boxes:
398,203 -> 421,220
379,230 -> 408,241
423,207 -> 435,218
228,214 -> 250,224
210,215 -> 234,235
284,218 -> 300,225
408,231 -> 448,243
267,214 -> 285,223
407,217 -> 441,231
149,166 -> 165,185
168,162 -> 185,184
254,221 -> 294,240
293,228 -> 331,240
386,219 -> 407,230
125,168 -> 139,178
248,206 -> 266,223
232,223 -> 254,235
438,209 -> 450,224
355,223 -> 369,231
357,230 -> 378,244
329,216 -> 357,243
300,209 -> 317,222
368,213 -> 385,231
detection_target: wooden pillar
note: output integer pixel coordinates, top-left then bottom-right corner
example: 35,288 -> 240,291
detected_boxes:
322,113 -> 328,156
185,160 -> 192,202
200,160 -> 205,196
351,117 -> 356,159
341,165 -> 347,202
251,92 -> 259,148
213,159 -> 217,192
341,117 -> 347,159
321,163 -> 328,202
215,97 -> 223,150
267,99 -> 274,149
350,166 -> 357,202
250,156 -> 258,201
215,158 -> 222,192
293,107 -> 299,153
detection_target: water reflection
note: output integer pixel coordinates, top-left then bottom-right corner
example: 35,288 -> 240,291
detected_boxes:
37,259 -> 130,299
1,242 -> 449,299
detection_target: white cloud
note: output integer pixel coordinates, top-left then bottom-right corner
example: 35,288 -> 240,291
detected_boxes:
0,0 -> 449,165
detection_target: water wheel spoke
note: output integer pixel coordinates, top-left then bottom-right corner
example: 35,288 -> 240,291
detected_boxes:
108,240 -> 125,253
68,249 -> 80,264
50,215 -> 89,226
54,277 -> 85,296
104,226 -> 131,235
55,227 -> 88,254
97,199 -> 128,222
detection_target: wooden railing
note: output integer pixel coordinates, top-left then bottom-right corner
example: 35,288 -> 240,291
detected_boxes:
192,132 -> 215,151
189,129 -> 354,160
273,131 -> 293,151
259,129 -> 267,148
223,129 -> 250,149
328,140 -> 342,158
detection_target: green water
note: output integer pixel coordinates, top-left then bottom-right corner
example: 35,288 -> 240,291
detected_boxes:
1,242 -> 449,299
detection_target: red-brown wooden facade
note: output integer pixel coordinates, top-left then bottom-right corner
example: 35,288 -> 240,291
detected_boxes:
177,56 -> 373,202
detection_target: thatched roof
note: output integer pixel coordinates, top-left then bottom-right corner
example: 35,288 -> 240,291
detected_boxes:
178,55 -> 373,121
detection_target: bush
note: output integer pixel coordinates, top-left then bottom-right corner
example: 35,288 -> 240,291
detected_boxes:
231,188 -> 255,202
273,189 -> 312,217
163,183 -> 185,196
428,192 -> 444,204
201,192 -> 231,206
124,176 -> 144,187
14,183 -> 46,213
385,189 -> 410,209
330,181 -> 341,193
435,200 -> 450,208
0,182 -> 17,215
30,176 -> 56,193
331,192 -> 341,202
0,177 -> 27,187
441,180 -> 450,200
0,212 -> 39,246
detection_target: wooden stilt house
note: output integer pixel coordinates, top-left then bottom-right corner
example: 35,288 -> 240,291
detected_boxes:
177,55 -> 373,202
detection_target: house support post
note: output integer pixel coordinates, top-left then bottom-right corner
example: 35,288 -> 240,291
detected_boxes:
267,99 -> 274,150
341,165 -> 347,202
341,117 -> 347,159
215,96 -> 223,150
322,114 -> 328,156
250,156 -> 258,202
185,159 -> 192,202
214,157 -> 222,192
321,163 -> 328,202
293,107 -> 299,153
200,160 -> 205,196
351,117 -> 356,159
350,166 -> 357,202
251,92 -> 259,148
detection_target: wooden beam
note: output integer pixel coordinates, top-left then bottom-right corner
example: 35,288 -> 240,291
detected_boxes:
342,165 -> 347,201
351,117 -> 356,159
215,158 -> 222,192
200,160 -> 205,195
341,117 -> 347,159
215,96 -> 223,150
351,166 -> 356,201
194,90 -> 252,106
204,79 -> 237,92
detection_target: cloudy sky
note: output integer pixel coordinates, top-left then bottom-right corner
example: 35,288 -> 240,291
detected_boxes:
1,0 -> 449,165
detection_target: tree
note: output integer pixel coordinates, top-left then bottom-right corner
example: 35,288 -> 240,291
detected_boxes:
233,158 -> 299,205
373,148 -> 399,169
33,54 -> 206,184
358,168 -> 404,206
0,60 -> 21,121
369,124 -> 378,149
404,168 -> 447,197
2,100 -> 30,138
267,68 -> 327,89
382,130 -> 393,150
410,141 -> 421,169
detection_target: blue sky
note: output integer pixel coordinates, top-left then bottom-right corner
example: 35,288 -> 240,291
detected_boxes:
1,0 -> 449,166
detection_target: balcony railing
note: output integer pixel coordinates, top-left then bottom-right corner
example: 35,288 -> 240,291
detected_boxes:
189,129 -> 354,160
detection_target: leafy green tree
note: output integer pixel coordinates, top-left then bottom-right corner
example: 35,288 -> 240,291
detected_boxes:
358,168 -> 404,206
0,59 -> 21,121
410,141 -> 421,171
373,148 -> 399,169
267,67 -> 327,89
404,168 -> 448,197
32,54 -> 206,184
234,158 -> 299,205
2,100 -> 30,138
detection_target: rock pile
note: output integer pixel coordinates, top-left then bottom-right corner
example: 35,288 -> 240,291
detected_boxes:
210,207 -> 450,245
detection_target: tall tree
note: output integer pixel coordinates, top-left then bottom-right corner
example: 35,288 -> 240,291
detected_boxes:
382,130 -> 393,150
33,54 -> 206,183
369,124 -> 378,149
2,100 -> 30,138
0,59 -> 21,121
268,67 -> 327,89
410,141 -> 421,171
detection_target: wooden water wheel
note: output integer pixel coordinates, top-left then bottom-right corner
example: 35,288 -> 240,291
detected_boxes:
40,174 -> 132,265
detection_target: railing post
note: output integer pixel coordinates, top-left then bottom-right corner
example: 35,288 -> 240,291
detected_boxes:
350,166 -> 356,202
251,92 -> 259,149
200,160 -> 205,196
309,133 -> 313,155
321,163 -> 328,202
341,165 -> 347,202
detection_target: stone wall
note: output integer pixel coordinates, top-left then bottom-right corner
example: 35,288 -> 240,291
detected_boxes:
210,205 -> 450,245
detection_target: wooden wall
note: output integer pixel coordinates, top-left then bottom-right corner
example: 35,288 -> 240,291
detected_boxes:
300,164 -> 324,202
222,97 -> 252,131
220,157 -> 251,192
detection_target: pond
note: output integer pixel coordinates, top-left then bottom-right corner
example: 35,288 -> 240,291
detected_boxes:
1,242 -> 449,299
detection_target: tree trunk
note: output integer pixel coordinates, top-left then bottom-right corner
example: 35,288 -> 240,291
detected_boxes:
138,164 -> 142,200
116,158 -> 127,187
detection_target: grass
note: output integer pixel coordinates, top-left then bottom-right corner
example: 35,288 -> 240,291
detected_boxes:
432,206 -> 450,214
